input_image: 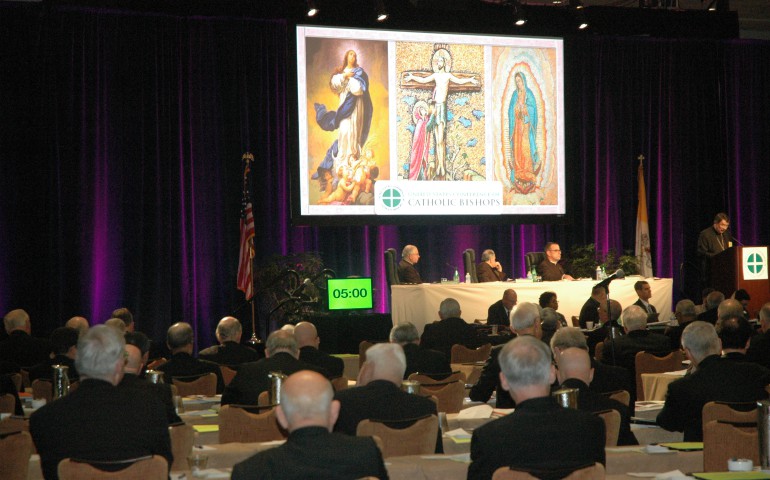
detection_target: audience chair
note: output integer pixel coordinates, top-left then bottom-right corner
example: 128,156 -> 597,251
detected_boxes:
384,248 -> 400,286
356,415 -> 438,458
0,416 -> 29,437
594,342 -> 604,362
634,350 -> 683,401
219,365 -> 237,386
0,431 -> 34,480
57,455 -> 168,480
702,401 -> 758,425
492,463 -> 605,480
0,394 -> 16,414
571,316 -> 580,327
703,420 -> 759,472
359,340 -> 376,369
595,409 -> 621,446
331,376 -> 349,392
602,390 -> 631,407
31,379 -> 53,403
172,373 -> 217,396
10,373 -> 22,393
524,252 -> 546,273
257,390 -> 272,407
462,249 -> 478,283
408,371 -> 467,385
218,404 -> 286,443
168,423 -> 195,471
450,343 -> 492,364
414,379 -> 465,413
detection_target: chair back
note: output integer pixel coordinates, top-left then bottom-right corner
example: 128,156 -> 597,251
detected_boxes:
702,401 -> 758,425
0,431 -> 34,480
416,380 -> 465,413
492,463 -> 605,480
450,343 -> 492,364
0,416 -> 29,437
356,415 -> 438,458
634,350 -> 683,401
571,316 -> 580,327
384,248 -> 400,286
257,391 -> 271,407
524,252 -> 546,273
603,390 -> 631,407
218,404 -> 286,443
408,371 -> 467,385
463,249 -> 477,283
595,409 -> 621,446
359,340 -> 376,369
0,394 -> 16,414
168,423 -> 195,471
172,373 -> 217,396
58,456 -> 167,480
594,342 -> 604,362
703,420 -> 759,472
331,376 -> 349,392
31,379 -> 53,403
219,365 -> 237,386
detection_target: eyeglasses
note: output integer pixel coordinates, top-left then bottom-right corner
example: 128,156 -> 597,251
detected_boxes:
549,249 -> 561,252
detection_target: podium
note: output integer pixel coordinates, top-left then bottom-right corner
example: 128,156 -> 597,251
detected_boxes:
709,246 -> 770,317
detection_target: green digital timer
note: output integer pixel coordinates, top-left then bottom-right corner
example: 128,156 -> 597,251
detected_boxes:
327,277 -> 373,311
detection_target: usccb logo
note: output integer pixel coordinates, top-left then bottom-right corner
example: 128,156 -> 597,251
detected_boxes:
379,186 -> 403,210
747,252 -> 765,275
742,247 -> 769,281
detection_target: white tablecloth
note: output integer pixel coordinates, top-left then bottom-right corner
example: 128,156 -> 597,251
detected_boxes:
391,277 -> 674,334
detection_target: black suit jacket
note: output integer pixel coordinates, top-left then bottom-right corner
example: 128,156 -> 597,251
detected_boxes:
119,373 -> 182,425
536,259 -> 565,281
420,317 -> 480,360
231,426 -> 388,480
633,299 -> 657,315
697,308 -> 718,325
468,396 -> 606,480
29,379 -> 172,480
469,344 -> 515,409
476,262 -> 505,282
198,341 -> 262,366
0,331 -> 51,368
560,378 -> 637,446
334,379 -> 442,453
578,297 -> 601,329
221,352 -> 329,406
746,329 -> 770,368
600,329 -> 671,401
156,352 -> 225,393
397,259 -> 422,284
486,300 -> 511,327
27,355 -> 79,383
657,354 -> 770,441
402,342 -> 451,379
590,359 -> 631,396
299,346 -> 345,378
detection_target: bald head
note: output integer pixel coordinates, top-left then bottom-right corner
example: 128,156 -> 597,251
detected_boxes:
215,316 -> 242,344
167,322 -> 194,352
65,316 -> 90,336
276,370 -> 338,432
124,344 -> 145,374
294,322 -> 320,349
556,347 -> 593,385
717,299 -> 745,322
3,309 -> 30,334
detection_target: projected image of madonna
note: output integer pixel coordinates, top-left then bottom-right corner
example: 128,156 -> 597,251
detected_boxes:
508,71 -> 540,195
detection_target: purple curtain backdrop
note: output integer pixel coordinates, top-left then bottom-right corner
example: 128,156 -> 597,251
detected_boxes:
1,4 -> 769,348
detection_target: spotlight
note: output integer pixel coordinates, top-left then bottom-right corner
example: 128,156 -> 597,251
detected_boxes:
511,2 -> 527,26
375,0 -> 389,21
569,0 -> 584,8
575,9 -> 589,29
306,0 -> 319,17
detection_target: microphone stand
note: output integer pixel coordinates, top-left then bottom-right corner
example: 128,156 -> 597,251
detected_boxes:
596,269 -> 625,367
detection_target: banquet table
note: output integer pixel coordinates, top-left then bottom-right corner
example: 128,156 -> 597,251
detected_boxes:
642,371 -> 686,401
391,277 -> 673,334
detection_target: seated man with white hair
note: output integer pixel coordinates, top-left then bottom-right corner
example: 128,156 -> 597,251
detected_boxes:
232,370 -> 387,480
199,316 -> 261,365
657,321 -> 770,441
468,336 -> 605,480
333,342 -> 442,453
420,297 -> 481,360
30,325 -> 172,480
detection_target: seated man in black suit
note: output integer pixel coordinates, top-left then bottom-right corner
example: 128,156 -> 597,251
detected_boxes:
470,302 -> 542,409
556,347 -> 637,445
486,289 -> 517,328
156,322 -> 224,393
28,327 -> 80,383
0,308 -> 51,368
657,321 -> 770,441
232,370 -> 387,480
716,315 -> 754,361
30,325 -> 172,480
121,332 -> 181,424
294,321 -> 344,378
420,297 -> 480,360
334,342 -> 442,453
222,329 -> 329,406
664,299 -> 698,351
600,305 -> 671,402
476,249 -> 506,282
586,299 -> 624,358
696,290 -> 725,324
468,336 -> 605,480
199,316 -> 261,366
578,285 -> 607,329
539,291 -> 567,327
64,316 -> 89,337
746,303 -> 770,368
389,322 -> 451,379
536,242 -> 574,281
633,280 -> 657,318
550,327 -> 631,397
397,244 -> 422,284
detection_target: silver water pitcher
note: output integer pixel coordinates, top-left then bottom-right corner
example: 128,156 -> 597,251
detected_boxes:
268,372 -> 287,405
401,380 -> 420,395
52,365 -> 70,400
145,370 -> 164,384
552,387 -> 579,409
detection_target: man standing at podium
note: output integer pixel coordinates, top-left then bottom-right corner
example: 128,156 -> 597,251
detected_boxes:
698,212 -> 733,258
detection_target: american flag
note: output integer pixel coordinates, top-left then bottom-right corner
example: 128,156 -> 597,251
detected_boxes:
237,153 -> 255,299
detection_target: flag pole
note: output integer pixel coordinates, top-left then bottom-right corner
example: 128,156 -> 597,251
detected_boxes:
242,151 -> 261,346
